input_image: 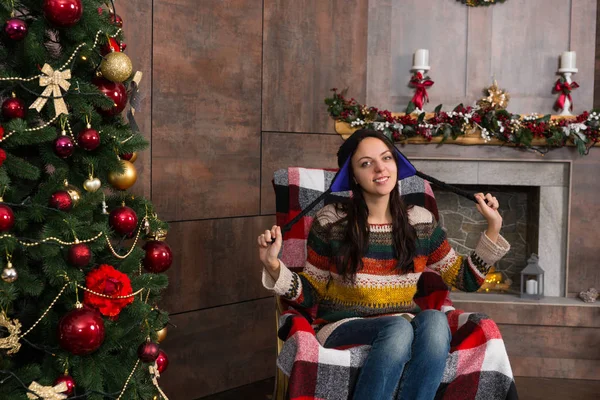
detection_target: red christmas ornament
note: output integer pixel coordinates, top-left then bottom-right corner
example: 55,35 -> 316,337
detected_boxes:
101,37 -> 121,55
49,191 -> 73,211
2,96 -> 26,120
4,18 -> 28,41
155,350 -> 169,374
43,0 -> 83,27
77,128 -> 100,151
53,374 -> 76,396
119,153 -> 133,161
143,240 -> 173,273
69,243 -> 91,267
0,148 -> 6,167
58,307 -> 105,355
109,206 -> 138,236
0,203 -> 15,231
54,135 -> 75,158
0,125 -> 4,139
137,341 -> 160,363
110,13 -> 123,28
92,77 -> 128,116
83,264 -> 134,317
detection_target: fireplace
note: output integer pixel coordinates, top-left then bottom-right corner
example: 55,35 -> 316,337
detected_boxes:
411,158 -> 570,297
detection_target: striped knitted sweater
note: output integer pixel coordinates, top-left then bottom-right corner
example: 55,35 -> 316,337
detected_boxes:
263,204 -> 510,338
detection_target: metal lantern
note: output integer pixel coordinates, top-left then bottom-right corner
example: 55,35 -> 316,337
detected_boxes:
520,254 -> 544,299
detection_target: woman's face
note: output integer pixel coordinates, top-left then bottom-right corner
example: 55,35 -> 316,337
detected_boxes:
351,137 -> 398,197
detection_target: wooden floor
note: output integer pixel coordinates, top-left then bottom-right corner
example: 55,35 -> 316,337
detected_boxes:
197,377 -> 600,400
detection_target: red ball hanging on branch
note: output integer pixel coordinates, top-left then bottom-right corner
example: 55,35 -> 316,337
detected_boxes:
54,134 -> 75,158
110,13 -> 123,28
0,148 -> 5,168
143,240 -> 173,273
2,95 -> 26,120
109,205 -> 138,236
0,203 -> 14,232
92,77 -> 128,116
58,306 -> 105,355
49,190 -> 73,211
53,374 -> 76,396
43,0 -> 83,27
68,242 -> 91,267
4,18 -> 28,41
155,350 -> 169,374
77,127 -> 101,151
137,340 -> 160,363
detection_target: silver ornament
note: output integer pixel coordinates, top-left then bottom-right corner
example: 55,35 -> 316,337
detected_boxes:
1,267 -> 17,283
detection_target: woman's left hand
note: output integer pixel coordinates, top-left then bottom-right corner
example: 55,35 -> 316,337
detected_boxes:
475,193 -> 502,241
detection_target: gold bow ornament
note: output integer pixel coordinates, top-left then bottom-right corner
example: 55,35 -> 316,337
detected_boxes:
26,381 -> 68,400
0,311 -> 22,355
29,64 -> 71,117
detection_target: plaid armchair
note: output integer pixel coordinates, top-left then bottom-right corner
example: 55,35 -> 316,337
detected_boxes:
270,167 -> 518,400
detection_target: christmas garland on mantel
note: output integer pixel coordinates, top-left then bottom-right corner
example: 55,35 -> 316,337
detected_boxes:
325,89 -> 600,155
459,0 -> 506,6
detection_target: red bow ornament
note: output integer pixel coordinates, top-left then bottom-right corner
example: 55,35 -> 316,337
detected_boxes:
554,79 -> 579,111
410,73 -> 434,110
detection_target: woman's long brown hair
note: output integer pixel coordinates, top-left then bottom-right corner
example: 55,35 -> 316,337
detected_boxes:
333,132 -> 416,282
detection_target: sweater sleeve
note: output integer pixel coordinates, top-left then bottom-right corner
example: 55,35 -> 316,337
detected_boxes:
262,213 -> 333,308
424,212 -> 511,292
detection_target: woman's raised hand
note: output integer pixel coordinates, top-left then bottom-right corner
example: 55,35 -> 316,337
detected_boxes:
257,225 -> 282,276
474,193 -> 502,242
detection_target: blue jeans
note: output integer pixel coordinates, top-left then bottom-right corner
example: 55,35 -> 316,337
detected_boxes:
323,310 -> 451,400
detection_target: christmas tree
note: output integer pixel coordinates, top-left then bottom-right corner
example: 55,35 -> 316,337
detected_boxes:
0,1 -> 172,398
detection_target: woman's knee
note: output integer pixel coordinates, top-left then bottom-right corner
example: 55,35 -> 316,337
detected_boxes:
375,316 -> 414,349
414,310 -> 451,350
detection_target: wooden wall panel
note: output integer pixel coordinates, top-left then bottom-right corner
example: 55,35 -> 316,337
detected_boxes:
500,325 -> 600,361
453,301 -> 600,328
151,0 -> 262,221
510,357 -> 600,380
160,298 -> 276,399
261,132 -> 340,214
262,0 -> 369,133
161,217 -> 274,314
367,0 -> 596,114
119,1 -> 152,199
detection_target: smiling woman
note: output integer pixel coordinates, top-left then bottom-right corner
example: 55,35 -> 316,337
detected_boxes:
257,129 -> 511,399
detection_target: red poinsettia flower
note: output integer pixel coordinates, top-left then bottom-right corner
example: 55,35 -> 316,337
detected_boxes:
83,264 -> 134,317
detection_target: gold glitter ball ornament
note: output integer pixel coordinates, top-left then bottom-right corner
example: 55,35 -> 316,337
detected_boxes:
108,160 -> 137,190
100,52 -> 133,83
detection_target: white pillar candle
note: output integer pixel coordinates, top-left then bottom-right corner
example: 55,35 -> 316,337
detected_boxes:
526,279 -> 538,295
414,49 -> 429,68
560,51 -> 576,70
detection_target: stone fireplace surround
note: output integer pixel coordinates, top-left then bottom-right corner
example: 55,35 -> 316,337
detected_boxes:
410,158 -> 570,298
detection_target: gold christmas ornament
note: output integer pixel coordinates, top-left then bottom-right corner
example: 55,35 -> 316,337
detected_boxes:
100,52 -> 133,83
0,311 -> 22,355
83,176 -> 102,192
108,160 -> 137,190
128,152 -> 138,163
64,180 -> 81,205
29,64 -> 71,117
156,326 -> 168,343
27,381 -> 68,400
477,80 -> 510,110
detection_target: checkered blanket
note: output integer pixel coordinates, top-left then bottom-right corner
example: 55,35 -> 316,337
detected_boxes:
272,168 -> 518,400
